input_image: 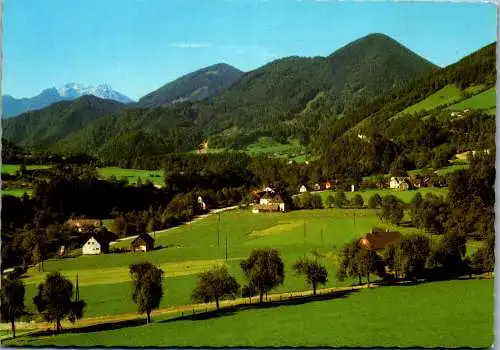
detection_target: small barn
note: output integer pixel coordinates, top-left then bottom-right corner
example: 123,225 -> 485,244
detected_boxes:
358,229 -> 402,251
82,234 -> 109,255
131,233 -> 155,252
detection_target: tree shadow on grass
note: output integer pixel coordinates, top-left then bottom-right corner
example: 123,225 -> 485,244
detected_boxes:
18,290 -> 361,339
22,318 -> 147,338
159,289 -> 360,324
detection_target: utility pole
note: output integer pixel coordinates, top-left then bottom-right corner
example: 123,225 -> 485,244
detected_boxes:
76,273 -> 80,302
217,212 -> 221,247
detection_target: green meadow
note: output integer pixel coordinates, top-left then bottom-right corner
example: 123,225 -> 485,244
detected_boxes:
6,279 -> 494,348
18,208 -> 420,318
1,164 -> 50,175
97,167 -> 164,186
449,87 -> 496,113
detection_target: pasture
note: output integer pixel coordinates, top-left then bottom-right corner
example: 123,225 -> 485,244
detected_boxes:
5,279 -> 494,348
449,87 -> 496,114
97,167 -> 164,186
17,208 -> 420,318
1,164 -> 50,175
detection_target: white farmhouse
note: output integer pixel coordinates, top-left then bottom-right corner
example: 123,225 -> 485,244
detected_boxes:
83,237 -> 101,255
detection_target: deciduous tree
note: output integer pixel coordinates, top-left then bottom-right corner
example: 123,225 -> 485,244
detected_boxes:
293,258 -> 328,295
191,265 -> 240,310
240,248 -> 285,303
130,262 -> 164,324
1,278 -> 26,338
33,272 -> 85,332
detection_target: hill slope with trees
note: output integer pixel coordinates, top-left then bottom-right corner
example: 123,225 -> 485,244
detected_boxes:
137,63 -> 244,108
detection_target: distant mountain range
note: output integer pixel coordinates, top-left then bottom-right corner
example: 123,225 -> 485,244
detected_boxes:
2,83 -> 133,118
137,63 -> 244,108
2,33 -> 496,169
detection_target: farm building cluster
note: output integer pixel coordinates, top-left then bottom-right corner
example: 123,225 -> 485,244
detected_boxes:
65,216 -> 156,255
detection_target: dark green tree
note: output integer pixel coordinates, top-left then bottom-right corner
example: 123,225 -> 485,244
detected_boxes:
129,262 -> 164,324
191,265 -> 240,310
33,272 -> 86,332
379,195 -> 405,225
334,191 -> 347,209
1,278 -> 26,338
311,194 -> 324,209
240,248 -> 285,303
352,194 -> 364,208
324,195 -> 335,208
293,258 -> 328,295
368,193 -> 382,209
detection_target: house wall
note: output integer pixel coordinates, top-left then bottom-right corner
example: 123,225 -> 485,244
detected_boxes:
83,237 -> 101,255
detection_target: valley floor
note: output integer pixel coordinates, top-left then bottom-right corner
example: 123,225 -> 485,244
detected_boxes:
3,278 -> 494,348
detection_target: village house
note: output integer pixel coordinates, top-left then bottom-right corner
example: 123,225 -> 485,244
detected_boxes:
299,185 -> 308,193
251,186 -> 290,213
82,234 -> 110,255
66,217 -> 102,233
197,196 -> 207,211
358,228 -> 403,251
325,180 -> 332,190
389,177 -> 413,191
131,233 -> 155,252
313,183 -> 322,191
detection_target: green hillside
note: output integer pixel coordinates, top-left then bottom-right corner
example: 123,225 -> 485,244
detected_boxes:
2,96 -> 124,148
396,84 -> 483,116
449,87 -> 496,113
137,63 -> 244,108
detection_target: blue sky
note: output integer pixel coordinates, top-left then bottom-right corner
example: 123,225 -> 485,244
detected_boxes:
3,0 -> 497,100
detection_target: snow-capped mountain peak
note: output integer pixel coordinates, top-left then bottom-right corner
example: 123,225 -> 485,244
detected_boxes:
56,83 -> 133,103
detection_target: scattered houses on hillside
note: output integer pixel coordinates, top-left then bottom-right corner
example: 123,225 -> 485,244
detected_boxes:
358,228 -> 402,251
131,233 -> 155,252
389,177 -> 413,191
66,217 -> 102,232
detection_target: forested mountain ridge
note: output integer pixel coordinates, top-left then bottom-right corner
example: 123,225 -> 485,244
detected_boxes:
195,33 -> 438,142
2,96 -> 125,148
137,63 -> 244,108
3,34 -> 494,171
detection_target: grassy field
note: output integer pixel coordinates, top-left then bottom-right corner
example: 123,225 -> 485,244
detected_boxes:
1,164 -> 50,175
1,188 -> 32,197
201,137 -> 311,163
449,87 -> 496,113
5,278 -> 494,348
97,167 -> 164,186
398,84 -> 464,116
17,208 -> 422,319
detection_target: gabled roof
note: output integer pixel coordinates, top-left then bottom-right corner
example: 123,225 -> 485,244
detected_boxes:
132,233 -> 155,245
270,193 -> 285,204
84,233 -> 110,247
358,230 -> 402,251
